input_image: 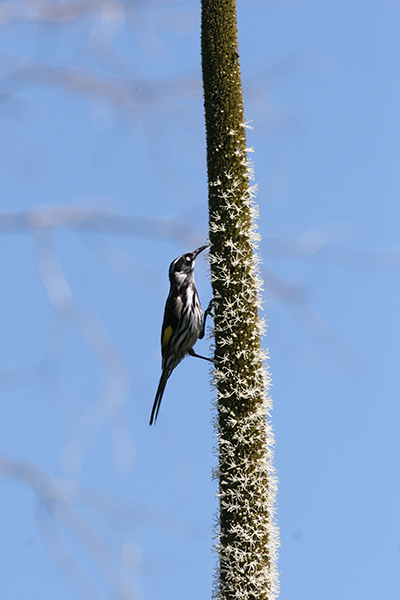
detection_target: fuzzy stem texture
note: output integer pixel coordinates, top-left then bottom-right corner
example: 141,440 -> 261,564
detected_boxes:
201,1 -> 279,599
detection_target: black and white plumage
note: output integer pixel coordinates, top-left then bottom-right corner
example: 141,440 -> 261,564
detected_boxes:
149,245 -> 213,425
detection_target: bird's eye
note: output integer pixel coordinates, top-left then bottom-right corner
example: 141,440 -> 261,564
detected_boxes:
185,255 -> 191,262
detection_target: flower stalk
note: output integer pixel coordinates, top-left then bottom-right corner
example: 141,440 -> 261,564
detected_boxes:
201,1 -> 279,598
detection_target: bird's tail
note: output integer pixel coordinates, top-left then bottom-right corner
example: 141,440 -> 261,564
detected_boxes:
149,368 -> 171,425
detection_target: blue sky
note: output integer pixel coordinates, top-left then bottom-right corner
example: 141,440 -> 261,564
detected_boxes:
0,1 -> 399,599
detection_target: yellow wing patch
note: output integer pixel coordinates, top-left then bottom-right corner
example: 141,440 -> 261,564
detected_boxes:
162,325 -> 173,350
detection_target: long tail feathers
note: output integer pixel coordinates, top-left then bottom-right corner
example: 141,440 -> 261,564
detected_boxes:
149,368 -> 171,425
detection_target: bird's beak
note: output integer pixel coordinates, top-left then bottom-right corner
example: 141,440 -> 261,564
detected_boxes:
193,244 -> 208,258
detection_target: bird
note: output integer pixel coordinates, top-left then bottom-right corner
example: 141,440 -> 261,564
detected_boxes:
149,245 -> 214,425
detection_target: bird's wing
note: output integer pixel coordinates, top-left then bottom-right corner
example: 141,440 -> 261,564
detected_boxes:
161,294 -> 182,358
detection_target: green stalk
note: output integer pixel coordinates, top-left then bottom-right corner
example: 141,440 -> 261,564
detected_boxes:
201,1 -> 279,598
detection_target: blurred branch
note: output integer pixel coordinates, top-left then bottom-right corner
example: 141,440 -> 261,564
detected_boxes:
0,454 -> 138,599
0,206 -> 397,386
0,453 -> 183,599
34,228 -> 135,478
1,207 -> 398,270
0,1 -> 126,25
0,207 -> 203,246
263,237 -> 400,270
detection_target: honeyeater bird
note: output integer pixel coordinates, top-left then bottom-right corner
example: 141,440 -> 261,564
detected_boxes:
149,245 -> 213,425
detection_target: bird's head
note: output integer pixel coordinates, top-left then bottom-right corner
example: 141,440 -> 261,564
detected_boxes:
169,245 -> 207,283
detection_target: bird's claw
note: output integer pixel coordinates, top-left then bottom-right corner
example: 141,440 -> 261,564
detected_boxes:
204,298 -> 215,317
